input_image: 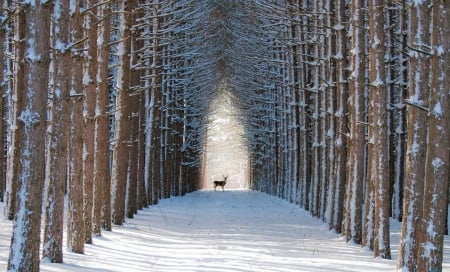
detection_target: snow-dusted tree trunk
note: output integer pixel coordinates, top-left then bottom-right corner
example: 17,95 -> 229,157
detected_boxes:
0,0 -> 5,203
344,0 -> 366,245
42,0 -> 71,263
148,0 -> 162,204
287,0 -> 301,205
318,0 -> 329,220
388,2 -> 407,222
332,0 -> 348,234
368,0 -> 390,259
324,0 -> 336,226
82,0 -> 98,244
309,0 -> 321,217
5,2 -> 20,220
93,2 -> 112,233
298,0 -> 311,210
417,1 -> 449,270
111,0 -> 134,225
137,80 -> 147,207
397,0 -> 431,270
67,0 -> 86,254
7,1 -> 51,270
126,9 -> 141,217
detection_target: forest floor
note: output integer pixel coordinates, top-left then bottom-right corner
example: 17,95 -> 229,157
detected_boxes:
0,190 -> 449,271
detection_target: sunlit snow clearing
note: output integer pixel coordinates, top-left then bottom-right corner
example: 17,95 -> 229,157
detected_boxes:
202,88 -> 249,190
3,190 -> 448,271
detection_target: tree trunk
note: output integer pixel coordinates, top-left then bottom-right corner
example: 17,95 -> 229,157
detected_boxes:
0,0 -> 5,203
368,0 -> 391,259
67,0 -> 86,254
417,1 -> 449,270
7,2 -> 51,270
42,0 -> 71,263
111,0 -> 133,225
332,0 -> 348,234
82,0 -> 98,244
397,0 -> 431,270
94,2 -> 112,233
344,0 -> 366,245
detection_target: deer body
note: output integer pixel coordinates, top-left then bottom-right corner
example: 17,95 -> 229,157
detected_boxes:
213,176 -> 228,191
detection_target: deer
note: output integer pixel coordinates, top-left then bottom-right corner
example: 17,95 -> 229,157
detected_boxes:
213,175 -> 228,191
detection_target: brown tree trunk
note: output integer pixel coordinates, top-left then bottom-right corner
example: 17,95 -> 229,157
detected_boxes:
137,89 -> 147,208
94,2 -> 112,233
368,0 -> 391,259
42,0 -> 71,263
67,0 -> 86,254
5,1 -> 21,221
0,0 -> 5,203
82,0 -> 98,244
344,0 -> 366,245
388,3 -> 407,222
111,0 -> 134,225
126,26 -> 140,218
397,0 -> 431,270
332,0 -> 348,234
7,2 -> 51,270
148,1 -> 162,205
417,1 -> 450,270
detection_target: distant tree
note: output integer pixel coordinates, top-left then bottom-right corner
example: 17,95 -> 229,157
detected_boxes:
111,0 -> 134,225
82,0 -> 98,244
367,0 -> 390,259
323,0 -> 336,225
7,1 -> 51,270
387,2 -> 407,222
331,0 -> 348,234
42,0 -> 71,263
93,1 -> 112,233
344,0 -> 367,245
0,0 -> 6,203
126,3 -> 141,218
309,0 -> 322,218
4,3 -> 20,220
148,0 -> 162,205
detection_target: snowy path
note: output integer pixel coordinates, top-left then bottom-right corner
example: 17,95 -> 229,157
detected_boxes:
1,190 -> 449,271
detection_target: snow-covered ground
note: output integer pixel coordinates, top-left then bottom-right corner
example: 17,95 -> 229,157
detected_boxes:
0,190 -> 449,271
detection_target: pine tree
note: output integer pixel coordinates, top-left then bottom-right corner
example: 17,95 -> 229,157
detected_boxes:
398,0 -> 431,270
7,1 -> 51,270
67,0 -> 86,254
42,0 -> 71,263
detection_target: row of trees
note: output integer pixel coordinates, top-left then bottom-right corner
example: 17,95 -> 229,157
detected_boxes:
0,0 -> 448,271
0,0 -> 223,271
229,1 -> 449,271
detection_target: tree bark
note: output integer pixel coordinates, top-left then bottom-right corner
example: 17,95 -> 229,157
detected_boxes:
111,0 -> 133,225
7,2 -> 51,270
0,0 -> 5,203
82,0 -> 98,244
42,0 -> 71,263
332,0 -> 348,234
94,2 -> 112,233
417,1 -> 450,270
67,0 -> 86,254
397,0 -> 431,270
368,0 -> 391,259
344,0 -> 366,245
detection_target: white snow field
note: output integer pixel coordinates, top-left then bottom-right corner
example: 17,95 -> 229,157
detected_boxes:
1,190 -> 449,271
